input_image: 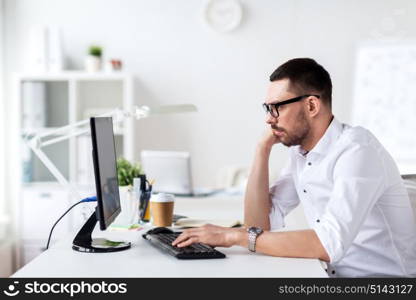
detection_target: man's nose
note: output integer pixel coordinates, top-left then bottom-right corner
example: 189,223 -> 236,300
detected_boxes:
266,114 -> 278,125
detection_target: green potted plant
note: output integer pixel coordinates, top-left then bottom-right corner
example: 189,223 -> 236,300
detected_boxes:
85,45 -> 103,72
114,157 -> 143,226
88,45 -> 102,57
117,157 -> 143,187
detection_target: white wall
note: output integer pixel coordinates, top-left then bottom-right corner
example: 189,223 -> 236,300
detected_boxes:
4,0 -> 416,187
0,0 -> 14,278
0,0 -> 5,218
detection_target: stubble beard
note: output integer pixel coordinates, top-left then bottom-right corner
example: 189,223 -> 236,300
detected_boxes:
275,111 -> 310,147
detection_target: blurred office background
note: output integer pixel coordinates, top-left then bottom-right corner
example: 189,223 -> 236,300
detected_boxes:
1,0 -> 416,276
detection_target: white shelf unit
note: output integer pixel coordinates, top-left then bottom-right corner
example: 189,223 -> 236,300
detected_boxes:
11,71 -> 135,268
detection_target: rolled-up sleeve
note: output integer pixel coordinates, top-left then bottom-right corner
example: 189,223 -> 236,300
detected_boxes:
313,143 -> 386,263
269,158 -> 300,230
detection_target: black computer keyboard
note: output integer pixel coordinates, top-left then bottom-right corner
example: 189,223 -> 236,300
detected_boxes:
143,229 -> 226,259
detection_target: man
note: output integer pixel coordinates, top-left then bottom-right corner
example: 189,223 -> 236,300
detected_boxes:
173,58 -> 416,277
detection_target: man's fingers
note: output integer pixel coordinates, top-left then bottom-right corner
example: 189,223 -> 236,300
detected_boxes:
172,230 -> 199,246
177,236 -> 199,248
172,232 -> 188,246
172,227 -> 208,245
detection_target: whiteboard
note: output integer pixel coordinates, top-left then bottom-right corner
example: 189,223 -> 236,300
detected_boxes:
352,43 -> 416,172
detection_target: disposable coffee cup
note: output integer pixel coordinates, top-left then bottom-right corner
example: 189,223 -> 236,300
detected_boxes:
150,193 -> 175,227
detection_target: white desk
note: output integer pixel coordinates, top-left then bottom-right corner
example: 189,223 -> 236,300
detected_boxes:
12,196 -> 327,278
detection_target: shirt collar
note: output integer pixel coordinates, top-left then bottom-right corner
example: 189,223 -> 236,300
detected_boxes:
295,117 -> 343,157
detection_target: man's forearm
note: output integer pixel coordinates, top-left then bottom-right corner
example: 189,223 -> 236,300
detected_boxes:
233,229 -> 330,262
244,144 -> 273,230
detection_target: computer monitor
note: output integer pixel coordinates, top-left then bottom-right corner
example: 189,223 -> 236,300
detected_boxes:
72,117 -> 131,253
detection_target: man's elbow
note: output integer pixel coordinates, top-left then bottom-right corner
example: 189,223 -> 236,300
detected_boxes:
312,231 -> 330,262
315,241 -> 330,262
318,249 -> 330,262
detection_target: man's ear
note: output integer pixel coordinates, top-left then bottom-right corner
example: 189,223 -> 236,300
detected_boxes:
306,95 -> 320,117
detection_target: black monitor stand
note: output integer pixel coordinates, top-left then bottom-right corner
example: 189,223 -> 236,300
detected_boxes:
72,208 -> 131,253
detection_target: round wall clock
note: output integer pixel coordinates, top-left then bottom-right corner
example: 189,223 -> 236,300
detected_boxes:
203,0 -> 243,33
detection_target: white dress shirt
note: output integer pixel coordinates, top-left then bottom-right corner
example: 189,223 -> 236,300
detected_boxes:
269,117 -> 416,277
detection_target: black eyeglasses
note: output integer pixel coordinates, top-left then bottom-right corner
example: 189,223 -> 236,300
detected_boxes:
262,94 -> 320,118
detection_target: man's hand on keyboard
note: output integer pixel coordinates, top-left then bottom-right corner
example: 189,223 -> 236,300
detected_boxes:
172,224 -> 246,248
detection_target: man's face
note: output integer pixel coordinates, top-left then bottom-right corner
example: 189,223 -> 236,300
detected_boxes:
265,79 -> 311,147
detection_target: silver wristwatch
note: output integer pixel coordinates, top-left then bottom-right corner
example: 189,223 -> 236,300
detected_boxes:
247,226 -> 264,252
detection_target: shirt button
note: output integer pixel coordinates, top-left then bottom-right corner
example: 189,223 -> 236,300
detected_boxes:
332,270 -> 336,275
303,189 -> 307,193
308,162 -> 312,166
316,219 -> 320,223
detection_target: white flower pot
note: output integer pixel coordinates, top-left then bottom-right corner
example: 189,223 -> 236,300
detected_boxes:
85,55 -> 102,72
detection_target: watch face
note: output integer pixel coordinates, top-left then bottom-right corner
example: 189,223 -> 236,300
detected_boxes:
249,227 -> 263,235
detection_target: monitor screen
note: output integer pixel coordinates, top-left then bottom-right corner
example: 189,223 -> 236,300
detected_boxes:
90,117 -> 121,230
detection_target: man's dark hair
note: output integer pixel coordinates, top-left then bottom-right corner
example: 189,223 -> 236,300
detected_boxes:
269,58 -> 332,108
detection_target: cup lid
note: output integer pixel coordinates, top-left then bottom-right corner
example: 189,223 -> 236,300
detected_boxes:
150,193 -> 175,202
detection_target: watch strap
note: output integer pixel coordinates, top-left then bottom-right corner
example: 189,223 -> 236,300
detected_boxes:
248,227 -> 263,252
